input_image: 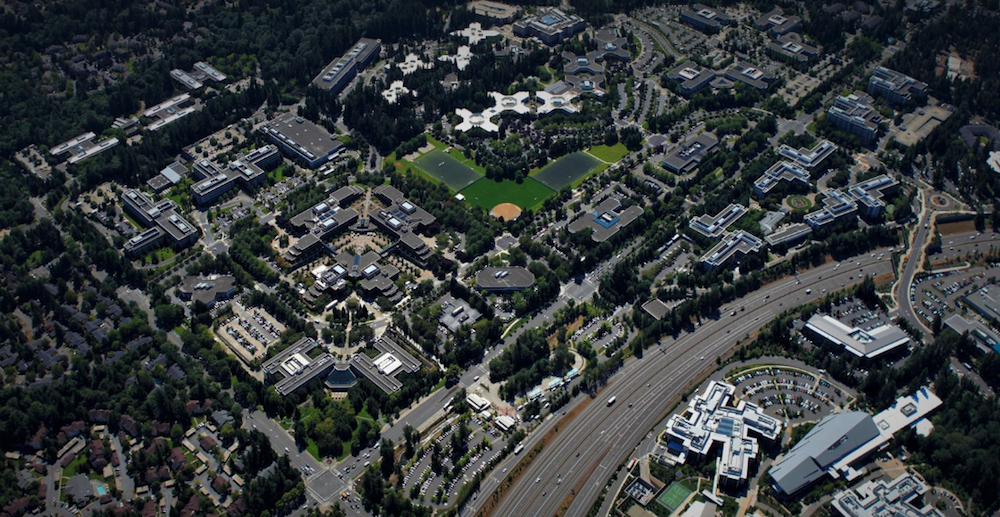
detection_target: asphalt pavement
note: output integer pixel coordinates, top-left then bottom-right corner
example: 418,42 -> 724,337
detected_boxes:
470,252 -> 894,517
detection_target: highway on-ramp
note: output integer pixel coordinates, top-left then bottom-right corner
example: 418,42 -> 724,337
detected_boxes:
471,251 -> 894,517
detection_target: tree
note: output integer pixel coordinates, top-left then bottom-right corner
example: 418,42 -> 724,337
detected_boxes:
154,304 -> 185,329
379,438 -> 395,479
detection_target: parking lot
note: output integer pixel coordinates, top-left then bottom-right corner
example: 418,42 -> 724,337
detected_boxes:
218,301 -> 286,363
727,364 -> 852,422
401,416 -> 510,507
911,267 -> 990,326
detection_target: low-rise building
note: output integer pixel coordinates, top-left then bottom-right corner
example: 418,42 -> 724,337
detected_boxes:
452,22 -> 502,45
832,472 -> 943,517
143,94 -> 196,132
476,267 -> 536,292
468,0 -> 521,23
723,62 -> 775,91
567,197 -> 643,242
663,133 -> 719,174
262,338 -> 336,396
177,275 -> 237,308
700,230 -> 763,269
827,92 -> 881,145
848,174 -> 899,219
347,335 -> 420,394
121,189 -> 199,256
191,145 -> 279,206
755,7 -> 802,35
50,132 -> 119,165
689,203 -> 748,239
765,223 -> 812,247
372,185 -> 437,265
754,161 -> 810,197
661,381 -> 781,486
804,314 -> 910,358
513,8 -> 586,45
779,139 -> 837,169
768,33 -> 819,63
313,37 -> 382,95
680,4 -> 733,33
262,113 -> 345,169
804,189 -> 858,229
665,62 -> 717,95
868,66 -> 928,106
171,61 -> 227,90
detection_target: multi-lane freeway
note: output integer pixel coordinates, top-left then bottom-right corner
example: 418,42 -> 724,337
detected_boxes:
471,251 -> 894,517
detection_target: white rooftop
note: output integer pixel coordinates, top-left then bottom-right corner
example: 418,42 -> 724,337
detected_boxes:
382,80 -> 411,104
536,90 -> 580,114
454,108 -> 500,132
451,22 -> 502,45
398,53 -> 433,75
439,45 -> 474,71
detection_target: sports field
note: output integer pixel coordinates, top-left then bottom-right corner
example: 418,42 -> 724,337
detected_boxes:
413,149 -> 483,191
657,482 -> 693,512
532,151 -> 602,190
461,178 -> 555,211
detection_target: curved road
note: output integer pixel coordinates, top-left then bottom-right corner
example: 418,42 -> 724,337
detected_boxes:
472,251 -> 894,517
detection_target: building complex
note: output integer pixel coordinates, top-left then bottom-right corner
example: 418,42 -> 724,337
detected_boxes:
679,4 -> 732,33
513,8 -> 586,45
312,38 -> 382,95
50,132 -> 119,165
827,92 -> 882,145
831,473 -> 943,517
262,113 -> 345,169
191,144 -> 280,206
120,189 -> 199,257
804,314 -> 911,359
868,67 -> 928,106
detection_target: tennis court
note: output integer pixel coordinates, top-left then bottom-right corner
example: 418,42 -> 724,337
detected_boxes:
532,151 -> 602,190
657,481 -> 693,512
413,149 -> 482,191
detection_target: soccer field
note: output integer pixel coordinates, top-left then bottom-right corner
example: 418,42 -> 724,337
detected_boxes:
657,482 -> 693,512
460,178 -> 555,211
412,149 -> 483,191
532,152 -> 602,190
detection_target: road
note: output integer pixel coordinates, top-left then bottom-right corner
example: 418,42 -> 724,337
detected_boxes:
470,252 -> 894,517
894,190 -> 934,335
632,18 -> 681,58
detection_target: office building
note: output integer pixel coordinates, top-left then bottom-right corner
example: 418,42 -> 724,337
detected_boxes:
308,250 -> 402,302
804,189 -> 858,229
700,230 -> 763,269
372,185 -> 437,265
690,203 -> 748,239
147,162 -> 187,193
177,275 -> 237,308
765,223 -> 812,247
724,62 -> 775,91
313,38 -> 382,95
535,90 -> 581,114
849,174 -> 899,219
452,22 -> 501,45
476,267 -> 536,292
454,108 -> 501,132
868,67 -> 928,106
804,314 -> 910,358
190,145 -> 279,206
827,93 -> 882,145
768,33 -> 819,63
665,62 -> 717,95
262,113 -> 345,169
50,132 -> 119,165
170,61 -> 228,90
347,335 -> 420,394
680,4 -> 732,33
755,7 -> 802,35
962,285 -> 1000,324
468,0 -> 521,23
283,186 -> 364,268
943,314 -> 1000,355
262,338 -> 336,396
770,388 -> 941,496
513,8 -> 586,45
831,473 -> 943,517
779,139 -> 837,169
567,197 -> 643,242
663,133 -> 719,173
661,381 -> 781,486
170,69 -> 202,90
121,189 -> 199,256
759,211 -> 786,235
143,94 -> 196,132
595,28 -> 631,61
754,161 -> 810,197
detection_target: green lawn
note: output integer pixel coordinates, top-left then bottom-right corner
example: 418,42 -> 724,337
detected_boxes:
62,453 -> 87,478
306,439 -> 321,461
460,178 -> 555,211
587,143 -> 629,163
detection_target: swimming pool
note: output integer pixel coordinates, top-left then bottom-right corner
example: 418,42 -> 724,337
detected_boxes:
96,485 -> 107,496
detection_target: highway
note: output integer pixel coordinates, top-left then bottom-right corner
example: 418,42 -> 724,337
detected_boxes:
471,251 -> 894,517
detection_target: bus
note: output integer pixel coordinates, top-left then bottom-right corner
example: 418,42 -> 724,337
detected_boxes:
607,396 -> 617,406
513,444 -> 524,455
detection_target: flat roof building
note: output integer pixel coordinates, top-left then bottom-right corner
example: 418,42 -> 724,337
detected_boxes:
143,94 -> 196,132
372,185 -> 437,265
755,7 -> 802,35
348,335 -> 420,394
262,338 -> 336,396
567,197 -> 643,242
805,189 -> 858,229
147,161 -> 187,193
665,62 -> 717,96
313,38 -> 382,95
723,62 -> 775,91
690,203 -> 748,239
476,267 -> 536,292
452,22 -> 501,45
455,108 -> 500,132
943,314 -> 1000,354
768,33 -> 819,63
962,285 -> 1000,324
827,92 -> 882,145
513,8 -> 586,45
664,133 -> 719,173
171,61 -> 227,90
661,381 -> 781,486
832,473 -> 943,517
700,230 -> 763,269
121,189 -> 199,256
178,275 -> 237,308
804,314 -> 910,358
468,0 -> 521,23
191,145 -> 279,206
765,223 -> 813,247
779,139 -> 837,169
759,210 -> 786,235
770,388 -> 941,496
263,113 -> 345,169
50,132 -> 120,165
848,174 -> 899,218
868,67 -> 928,106
754,161 -> 810,197
171,69 -> 203,90
680,4 -> 732,33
